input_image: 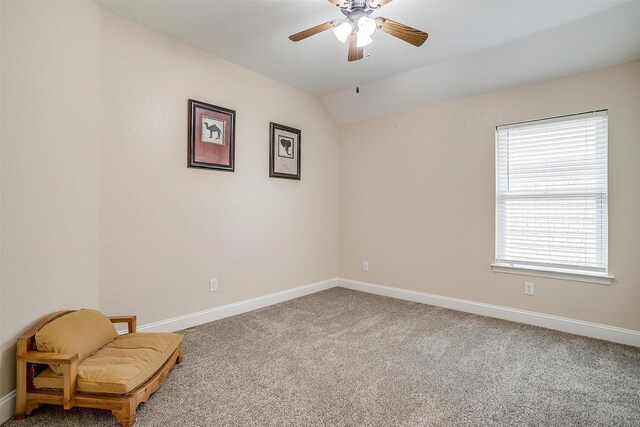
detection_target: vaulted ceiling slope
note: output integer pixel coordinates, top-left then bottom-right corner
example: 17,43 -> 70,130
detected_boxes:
96,0 -> 640,124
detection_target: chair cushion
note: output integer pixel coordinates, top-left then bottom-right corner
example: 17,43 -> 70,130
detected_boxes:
34,332 -> 182,394
35,309 -> 118,375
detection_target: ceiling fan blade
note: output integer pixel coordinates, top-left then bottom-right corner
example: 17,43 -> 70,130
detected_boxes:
368,0 -> 394,8
289,21 -> 335,42
328,0 -> 349,7
376,18 -> 428,47
348,33 -> 364,62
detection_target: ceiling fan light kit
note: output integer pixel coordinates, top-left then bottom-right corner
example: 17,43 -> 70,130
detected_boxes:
333,21 -> 353,43
356,33 -> 373,48
289,0 -> 428,62
357,16 -> 377,37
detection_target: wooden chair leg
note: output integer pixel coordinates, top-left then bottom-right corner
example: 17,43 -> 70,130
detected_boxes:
25,402 -> 41,416
15,353 -> 44,419
62,360 -> 78,410
112,401 -> 136,427
14,360 -> 27,419
14,395 -> 40,419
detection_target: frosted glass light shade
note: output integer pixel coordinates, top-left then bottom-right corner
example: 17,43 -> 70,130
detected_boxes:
357,16 -> 376,37
356,32 -> 372,48
333,21 -> 353,43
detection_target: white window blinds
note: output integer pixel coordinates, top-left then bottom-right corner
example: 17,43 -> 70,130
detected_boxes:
495,110 -> 608,274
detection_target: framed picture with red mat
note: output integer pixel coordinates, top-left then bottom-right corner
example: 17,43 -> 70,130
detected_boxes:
188,99 -> 236,171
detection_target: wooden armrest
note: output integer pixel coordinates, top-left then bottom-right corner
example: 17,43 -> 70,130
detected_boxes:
109,315 -> 137,333
17,351 -> 78,365
17,351 -> 78,408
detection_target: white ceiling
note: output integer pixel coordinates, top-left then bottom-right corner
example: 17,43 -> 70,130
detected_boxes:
96,0 -> 640,124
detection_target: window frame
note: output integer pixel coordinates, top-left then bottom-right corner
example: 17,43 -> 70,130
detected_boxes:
491,110 -> 613,285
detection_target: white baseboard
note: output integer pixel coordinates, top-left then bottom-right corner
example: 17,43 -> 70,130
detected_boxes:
136,278 -> 339,333
3,276 -> 637,424
337,278 -> 640,347
0,278 -> 338,424
0,391 -> 16,425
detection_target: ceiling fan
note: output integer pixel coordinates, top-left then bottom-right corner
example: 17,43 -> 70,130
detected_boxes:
289,0 -> 428,62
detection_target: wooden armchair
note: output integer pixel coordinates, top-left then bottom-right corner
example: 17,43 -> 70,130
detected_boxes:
15,310 -> 182,427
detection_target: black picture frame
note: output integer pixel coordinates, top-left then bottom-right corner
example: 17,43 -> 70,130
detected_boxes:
188,99 -> 235,171
269,122 -> 301,180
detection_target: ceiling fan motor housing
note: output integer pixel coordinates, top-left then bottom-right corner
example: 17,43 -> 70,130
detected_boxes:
342,0 -> 373,14
352,0 -> 367,10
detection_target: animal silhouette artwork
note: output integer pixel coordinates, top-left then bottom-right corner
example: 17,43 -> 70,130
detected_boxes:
278,136 -> 294,158
201,117 -> 224,145
205,122 -> 221,139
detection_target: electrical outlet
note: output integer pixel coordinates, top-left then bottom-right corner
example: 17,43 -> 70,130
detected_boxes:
362,261 -> 369,272
524,281 -> 534,296
210,278 -> 218,292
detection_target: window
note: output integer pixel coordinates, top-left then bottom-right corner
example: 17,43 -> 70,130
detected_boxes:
493,110 -> 611,284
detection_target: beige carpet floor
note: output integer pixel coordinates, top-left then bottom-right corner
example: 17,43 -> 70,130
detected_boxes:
4,287 -> 640,426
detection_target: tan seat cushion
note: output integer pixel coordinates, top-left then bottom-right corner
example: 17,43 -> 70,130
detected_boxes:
34,332 -> 182,394
35,309 -> 118,375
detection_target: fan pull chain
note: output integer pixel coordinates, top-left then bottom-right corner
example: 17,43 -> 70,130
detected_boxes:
355,56 -> 361,94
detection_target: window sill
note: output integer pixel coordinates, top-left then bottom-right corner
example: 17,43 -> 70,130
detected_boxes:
491,263 -> 614,285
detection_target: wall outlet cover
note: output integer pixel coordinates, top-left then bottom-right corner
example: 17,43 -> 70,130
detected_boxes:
524,281 -> 534,296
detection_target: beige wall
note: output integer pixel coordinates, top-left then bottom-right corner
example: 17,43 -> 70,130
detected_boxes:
1,0 -> 638,405
98,13 -> 339,322
0,1 -> 339,398
339,60 -> 640,331
0,0 -> 3,399
1,1 -> 102,396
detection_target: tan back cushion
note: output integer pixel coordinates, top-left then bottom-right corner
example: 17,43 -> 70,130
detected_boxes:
35,309 -> 118,375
